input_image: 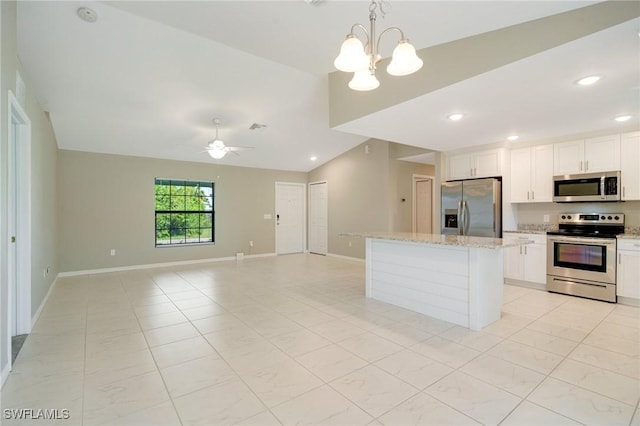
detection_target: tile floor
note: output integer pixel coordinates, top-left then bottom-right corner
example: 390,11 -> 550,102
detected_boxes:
1,254 -> 639,426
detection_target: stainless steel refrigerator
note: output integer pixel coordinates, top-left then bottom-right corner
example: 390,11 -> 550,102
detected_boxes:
441,178 -> 502,237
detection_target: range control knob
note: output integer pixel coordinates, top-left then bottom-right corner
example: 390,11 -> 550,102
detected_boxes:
614,215 -> 620,220
561,215 -> 566,220
608,216 -> 613,220
567,215 -> 572,220
601,216 -> 606,220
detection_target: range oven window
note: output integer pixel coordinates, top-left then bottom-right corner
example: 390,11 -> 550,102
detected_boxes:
554,242 -> 606,272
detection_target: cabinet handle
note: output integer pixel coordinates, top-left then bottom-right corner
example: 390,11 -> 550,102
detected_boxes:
618,253 -> 621,264
524,246 -> 527,255
519,246 -> 522,255
585,160 -> 589,171
579,161 -> 583,171
623,187 -> 625,199
531,191 -> 534,200
527,191 -> 530,200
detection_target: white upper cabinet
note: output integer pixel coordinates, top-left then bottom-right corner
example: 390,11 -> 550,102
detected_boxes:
621,131 -> 640,201
554,135 -> 621,175
510,145 -> 553,203
448,149 -> 502,180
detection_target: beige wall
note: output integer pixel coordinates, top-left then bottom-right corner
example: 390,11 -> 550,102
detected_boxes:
308,139 -> 432,258
57,150 -> 306,272
1,0 -> 59,376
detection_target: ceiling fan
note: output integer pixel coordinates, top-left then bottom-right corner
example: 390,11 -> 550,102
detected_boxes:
205,118 -> 254,159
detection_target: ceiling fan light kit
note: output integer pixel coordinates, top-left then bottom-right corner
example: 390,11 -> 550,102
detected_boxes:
205,118 -> 255,159
335,0 -> 423,91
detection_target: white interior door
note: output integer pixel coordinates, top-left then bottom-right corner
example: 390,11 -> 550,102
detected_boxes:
8,122 -> 18,336
414,178 -> 433,234
308,181 -> 328,255
275,182 -> 305,255
6,93 -> 31,344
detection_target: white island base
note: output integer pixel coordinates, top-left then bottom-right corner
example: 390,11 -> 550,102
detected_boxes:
365,237 -> 506,331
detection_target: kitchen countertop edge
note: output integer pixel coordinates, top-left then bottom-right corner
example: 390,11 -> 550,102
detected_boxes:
340,232 -> 532,250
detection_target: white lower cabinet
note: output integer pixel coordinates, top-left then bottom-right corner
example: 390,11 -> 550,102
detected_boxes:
504,232 -> 547,285
617,238 -> 640,300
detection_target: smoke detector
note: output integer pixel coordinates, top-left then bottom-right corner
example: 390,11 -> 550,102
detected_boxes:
249,123 -> 267,130
77,7 -> 98,23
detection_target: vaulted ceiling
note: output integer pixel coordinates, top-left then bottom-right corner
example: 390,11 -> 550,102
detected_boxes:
16,1 -> 640,171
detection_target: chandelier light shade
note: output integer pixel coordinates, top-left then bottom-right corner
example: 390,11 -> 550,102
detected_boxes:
334,36 -> 369,72
335,0 -> 423,91
387,40 -> 423,76
349,70 -> 380,91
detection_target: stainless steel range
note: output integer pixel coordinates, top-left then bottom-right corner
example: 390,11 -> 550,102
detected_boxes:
547,213 -> 624,303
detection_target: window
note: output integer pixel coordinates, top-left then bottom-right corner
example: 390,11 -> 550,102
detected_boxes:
155,178 -> 214,246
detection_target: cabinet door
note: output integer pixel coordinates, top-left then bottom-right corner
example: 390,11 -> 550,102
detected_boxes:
503,245 -> 523,280
510,148 -> 531,202
523,243 -> 547,284
449,154 -> 473,180
621,132 -> 640,200
530,145 -> 554,202
584,134 -> 621,173
475,149 -> 502,178
617,250 -> 640,299
554,140 -> 583,175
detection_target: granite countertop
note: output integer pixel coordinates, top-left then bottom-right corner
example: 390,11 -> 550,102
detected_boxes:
339,232 -> 533,250
504,230 -> 548,235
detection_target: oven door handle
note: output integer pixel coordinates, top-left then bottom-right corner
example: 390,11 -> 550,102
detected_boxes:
548,236 -> 616,245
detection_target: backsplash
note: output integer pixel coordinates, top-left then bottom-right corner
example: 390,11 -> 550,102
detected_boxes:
516,223 -> 558,232
513,200 -> 640,228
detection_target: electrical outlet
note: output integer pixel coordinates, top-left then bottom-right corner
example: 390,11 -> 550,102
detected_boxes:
348,241 -> 352,247
543,214 -> 550,223
110,249 -> 116,256
249,241 -> 254,247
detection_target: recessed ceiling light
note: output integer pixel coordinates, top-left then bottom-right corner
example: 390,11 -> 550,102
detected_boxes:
576,75 -> 601,86
310,156 -> 318,161
615,115 -> 632,122
507,135 -> 519,142
448,113 -> 464,121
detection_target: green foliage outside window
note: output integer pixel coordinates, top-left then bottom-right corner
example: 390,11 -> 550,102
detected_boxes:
155,179 -> 214,246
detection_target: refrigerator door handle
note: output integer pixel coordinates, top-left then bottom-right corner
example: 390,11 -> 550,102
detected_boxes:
457,200 -> 464,235
463,200 -> 470,235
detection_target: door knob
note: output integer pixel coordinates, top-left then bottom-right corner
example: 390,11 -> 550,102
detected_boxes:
11,236 -> 16,243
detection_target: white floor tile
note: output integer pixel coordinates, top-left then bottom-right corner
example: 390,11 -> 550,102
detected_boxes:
271,385 -> 374,425
425,371 -> 522,425
295,344 -> 368,382
330,365 -> 419,418
500,401 -> 581,426
3,254 -> 638,426
528,377 -> 635,426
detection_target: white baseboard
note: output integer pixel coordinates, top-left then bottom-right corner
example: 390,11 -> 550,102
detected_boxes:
504,279 -> 546,291
618,296 -> 640,307
31,276 -> 58,329
58,253 -> 277,277
327,253 -> 365,263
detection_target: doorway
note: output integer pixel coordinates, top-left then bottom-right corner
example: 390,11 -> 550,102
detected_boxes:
275,182 -> 305,254
413,175 -> 433,234
308,181 -> 328,255
5,92 -> 32,373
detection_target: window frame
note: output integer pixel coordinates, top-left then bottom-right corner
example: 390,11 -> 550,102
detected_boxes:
154,178 -> 215,247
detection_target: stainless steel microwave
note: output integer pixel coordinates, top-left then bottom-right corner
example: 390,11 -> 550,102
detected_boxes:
553,171 -> 621,202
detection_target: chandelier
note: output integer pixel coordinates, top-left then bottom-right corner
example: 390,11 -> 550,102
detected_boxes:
334,0 -> 423,91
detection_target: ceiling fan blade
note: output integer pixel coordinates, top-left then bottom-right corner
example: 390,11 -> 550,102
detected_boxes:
226,146 -> 255,152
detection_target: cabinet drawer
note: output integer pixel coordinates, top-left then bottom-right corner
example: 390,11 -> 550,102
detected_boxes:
503,232 -> 546,245
618,239 -> 640,251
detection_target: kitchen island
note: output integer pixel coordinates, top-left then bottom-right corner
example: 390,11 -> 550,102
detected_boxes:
341,232 -> 532,330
